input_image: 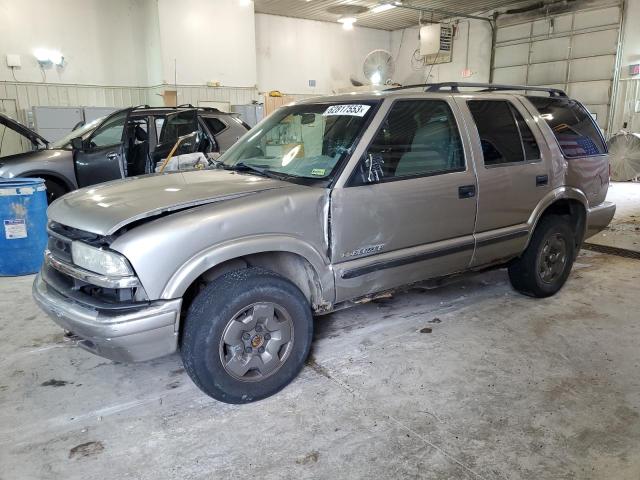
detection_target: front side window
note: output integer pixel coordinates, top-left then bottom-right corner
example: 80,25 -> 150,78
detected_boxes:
88,111 -> 128,149
526,96 -> 606,157
467,100 -> 540,166
353,100 -> 464,185
221,102 -> 378,181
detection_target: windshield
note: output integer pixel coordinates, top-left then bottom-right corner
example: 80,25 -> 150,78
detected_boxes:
220,101 -> 378,181
49,116 -> 107,149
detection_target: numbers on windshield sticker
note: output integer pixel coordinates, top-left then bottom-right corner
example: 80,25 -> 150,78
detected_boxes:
323,105 -> 370,117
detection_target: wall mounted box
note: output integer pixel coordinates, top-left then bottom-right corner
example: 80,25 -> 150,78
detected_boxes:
6,54 -> 21,68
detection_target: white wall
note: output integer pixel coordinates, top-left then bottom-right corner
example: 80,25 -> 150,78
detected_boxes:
0,0 -> 159,86
256,14 -> 391,95
391,20 -> 493,85
156,0 -> 256,87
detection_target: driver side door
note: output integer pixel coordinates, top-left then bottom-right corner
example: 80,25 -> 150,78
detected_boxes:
330,98 -> 478,302
74,109 -> 129,187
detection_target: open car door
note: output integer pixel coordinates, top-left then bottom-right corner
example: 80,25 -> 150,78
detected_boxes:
73,109 -> 130,188
151,109 -> 200,169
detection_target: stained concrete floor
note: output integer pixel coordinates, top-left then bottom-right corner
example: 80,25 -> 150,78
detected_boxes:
588,182 -> 640,253
1,184 -> 639,480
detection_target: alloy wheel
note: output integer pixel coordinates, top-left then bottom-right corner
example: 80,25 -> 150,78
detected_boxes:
219,302 -> 295,382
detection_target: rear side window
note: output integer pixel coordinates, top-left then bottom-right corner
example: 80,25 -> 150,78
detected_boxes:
158,110 -> 198,145
204,117 -> 228,135
526,96 -> 606,157
467,100 -> 540,166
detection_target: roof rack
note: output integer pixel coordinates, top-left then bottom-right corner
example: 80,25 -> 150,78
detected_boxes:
386,82 -> 567,97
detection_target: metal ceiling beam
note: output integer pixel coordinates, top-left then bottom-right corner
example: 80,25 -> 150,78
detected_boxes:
391,2 -> 494,24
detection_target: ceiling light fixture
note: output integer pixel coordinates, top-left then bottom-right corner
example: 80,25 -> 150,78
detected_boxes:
371,3 -> 396,13
338,16 -> 356,30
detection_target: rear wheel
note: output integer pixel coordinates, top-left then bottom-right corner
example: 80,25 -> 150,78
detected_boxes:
180,267 -> 313,404
508,215 -> 576,298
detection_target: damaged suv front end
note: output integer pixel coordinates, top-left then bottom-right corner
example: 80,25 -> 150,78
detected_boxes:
31,161 -> 313,361
33,221 -> 182,362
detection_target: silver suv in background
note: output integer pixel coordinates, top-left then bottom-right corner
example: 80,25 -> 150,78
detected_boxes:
33,83 -> 615,404
0,106 -> 249,203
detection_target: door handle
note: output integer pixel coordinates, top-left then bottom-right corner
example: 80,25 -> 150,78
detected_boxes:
536,174 -> 549,187
458,184 -> 476,199
106,152 -> 119,160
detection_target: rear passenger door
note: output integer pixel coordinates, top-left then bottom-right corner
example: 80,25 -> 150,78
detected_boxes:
456,96 -> 550,267
331,98 -> 478,302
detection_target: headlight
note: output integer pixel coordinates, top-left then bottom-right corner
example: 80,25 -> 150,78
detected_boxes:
71,241 -> 133,277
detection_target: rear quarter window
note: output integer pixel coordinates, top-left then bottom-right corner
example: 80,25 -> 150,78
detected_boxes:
526,96 -> 606,157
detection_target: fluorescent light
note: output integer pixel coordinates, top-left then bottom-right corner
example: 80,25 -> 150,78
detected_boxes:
371,3 -> 396,13
338,17 -> 356,30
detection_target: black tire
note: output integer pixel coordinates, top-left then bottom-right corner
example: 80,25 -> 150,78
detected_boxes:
43,178 -> 68,204
180,267 -> 313,404
508,215 -> 576,298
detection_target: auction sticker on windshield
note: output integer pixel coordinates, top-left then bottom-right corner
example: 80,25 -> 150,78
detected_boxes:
323,104 -> 370,117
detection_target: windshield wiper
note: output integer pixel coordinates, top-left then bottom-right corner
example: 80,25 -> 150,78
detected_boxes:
226,162 -> 279,179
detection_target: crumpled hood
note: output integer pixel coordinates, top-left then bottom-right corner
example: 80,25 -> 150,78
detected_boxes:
48,169 -> 288,236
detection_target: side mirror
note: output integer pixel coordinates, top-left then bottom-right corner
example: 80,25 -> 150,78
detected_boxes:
70,136 -> 84,151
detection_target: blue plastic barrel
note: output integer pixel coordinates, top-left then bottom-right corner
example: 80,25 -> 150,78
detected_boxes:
0,178 -> 48,276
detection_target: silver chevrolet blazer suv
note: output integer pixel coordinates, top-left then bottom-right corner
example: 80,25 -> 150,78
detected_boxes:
33,83 -> 616,404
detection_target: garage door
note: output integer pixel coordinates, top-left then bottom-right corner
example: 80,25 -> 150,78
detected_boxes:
492,2 -> 622,134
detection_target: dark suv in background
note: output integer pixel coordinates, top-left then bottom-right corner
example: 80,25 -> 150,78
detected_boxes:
0,106 -> 250,202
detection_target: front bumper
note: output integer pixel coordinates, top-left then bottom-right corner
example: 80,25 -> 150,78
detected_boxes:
585,201 -> 616,239
33,273 -> 181,362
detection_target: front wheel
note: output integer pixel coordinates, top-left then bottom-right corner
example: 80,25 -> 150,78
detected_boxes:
508,215 -> 576,298
43,178 -> 68,204
180,267 -> 313,404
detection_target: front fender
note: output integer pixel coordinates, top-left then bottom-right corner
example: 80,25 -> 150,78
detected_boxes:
160,234 -> 334,301
0,150 -> 77,189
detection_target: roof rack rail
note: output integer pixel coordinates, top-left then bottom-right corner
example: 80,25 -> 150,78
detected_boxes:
176,103 -> 223,112
386,82 -> 567,97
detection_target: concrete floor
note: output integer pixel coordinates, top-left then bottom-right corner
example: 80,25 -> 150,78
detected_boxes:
1,184 -> 640,480
588,182 -> 640,253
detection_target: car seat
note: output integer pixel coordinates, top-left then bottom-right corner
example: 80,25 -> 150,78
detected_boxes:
394,119 -> 452,177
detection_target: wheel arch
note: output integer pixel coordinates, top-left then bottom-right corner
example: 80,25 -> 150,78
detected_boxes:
161,236 -> 335,311
20,170 -> 74,192
527,187 -> 588,251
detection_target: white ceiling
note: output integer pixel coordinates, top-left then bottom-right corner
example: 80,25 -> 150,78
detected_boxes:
253,0 -> 523,30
